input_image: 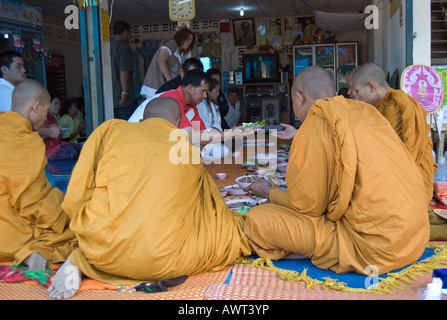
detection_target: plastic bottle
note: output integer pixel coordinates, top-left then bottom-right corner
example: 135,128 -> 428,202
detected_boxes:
422,278 -> 443,300
435,152 -> 447,182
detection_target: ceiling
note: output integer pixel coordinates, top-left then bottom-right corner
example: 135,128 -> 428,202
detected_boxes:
22,0 -> 370,26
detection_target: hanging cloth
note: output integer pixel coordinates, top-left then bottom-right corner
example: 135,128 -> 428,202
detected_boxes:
315,10 -> 367,33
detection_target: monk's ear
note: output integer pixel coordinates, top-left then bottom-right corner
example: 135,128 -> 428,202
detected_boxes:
367,80 -> 379,93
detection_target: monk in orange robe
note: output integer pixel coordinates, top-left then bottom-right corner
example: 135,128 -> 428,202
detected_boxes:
48,97 -> 251,299
243,67 -> 429,275
351,62 -> 437,205
0,80 -> 77,270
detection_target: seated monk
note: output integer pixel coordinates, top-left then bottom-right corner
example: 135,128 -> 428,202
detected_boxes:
47,97 -> 251,299
351,63 -> 444,240
0,79 -> 77,270
351,62 -> 437,206
243,66 -> 429,276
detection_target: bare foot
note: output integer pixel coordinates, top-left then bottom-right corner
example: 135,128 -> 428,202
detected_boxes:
47,259 -> 82,299
24,252 -> 47,270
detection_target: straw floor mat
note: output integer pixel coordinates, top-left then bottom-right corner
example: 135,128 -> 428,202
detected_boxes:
0,265 -> 232,300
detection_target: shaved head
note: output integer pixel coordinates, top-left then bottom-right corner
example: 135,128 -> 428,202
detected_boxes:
352,62 -> 389,88
11,79 -> 51,131
291,67 -> 336,122
12,79 -> 49,112
292,66 -> 335,101
143,97 -> 182,126
351,62 -> 391,106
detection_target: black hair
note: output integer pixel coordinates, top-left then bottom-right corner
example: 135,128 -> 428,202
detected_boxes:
228,86 -> 239,95
113,20 -> 130,35
181,69 -> 210,87
60,98 -> 78,116
182,58 -> 203,72
0,49 -> 22,77
208,77 -> 219,92
206,67 -> 221,78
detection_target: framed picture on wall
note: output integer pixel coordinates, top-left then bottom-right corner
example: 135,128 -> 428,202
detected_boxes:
257,17 -> 282,49
233,18 -> 256,47
261,98 -> 280,125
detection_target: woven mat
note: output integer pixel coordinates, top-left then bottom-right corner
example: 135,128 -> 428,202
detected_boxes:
0,265 -> 231,300
204,256 -> 447,300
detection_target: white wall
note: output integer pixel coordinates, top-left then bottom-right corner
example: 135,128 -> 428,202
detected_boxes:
412,0 -> 431,66
371,0 -> 407,75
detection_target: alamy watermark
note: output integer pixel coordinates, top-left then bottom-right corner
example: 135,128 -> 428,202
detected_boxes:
63,5 -> 380,30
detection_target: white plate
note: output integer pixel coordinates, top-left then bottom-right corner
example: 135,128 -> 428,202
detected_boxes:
225,198 -> 258,209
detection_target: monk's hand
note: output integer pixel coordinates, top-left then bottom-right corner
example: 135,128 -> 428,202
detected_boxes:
244,177 -> 272,200
46,125 -> 61,139
271,123 -> 297,140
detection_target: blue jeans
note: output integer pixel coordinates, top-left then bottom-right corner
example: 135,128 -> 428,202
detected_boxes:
114,100 -> 139,120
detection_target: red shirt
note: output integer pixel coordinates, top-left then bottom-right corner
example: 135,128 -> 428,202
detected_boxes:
160,87 -> 206,130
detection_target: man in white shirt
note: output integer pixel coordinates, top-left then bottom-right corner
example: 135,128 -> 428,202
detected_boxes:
0,50 -> 26,112
225,86 -> 241,128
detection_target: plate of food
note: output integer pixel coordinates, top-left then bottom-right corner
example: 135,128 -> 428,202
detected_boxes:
248,163 -> 277,175
242,160 -> 258,167
277,153 -> 289,162
225,198 -> 258,209
434,209 -> 447,220
242,120 -> 266,131
224,184 -> 249,196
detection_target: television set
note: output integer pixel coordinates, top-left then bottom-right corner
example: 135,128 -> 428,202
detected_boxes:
243,53 -> 280,83
198,56 -> 212,73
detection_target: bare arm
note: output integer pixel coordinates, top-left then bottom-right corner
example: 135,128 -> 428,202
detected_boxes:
157,48 -> 172,82
119,70 -> 131,106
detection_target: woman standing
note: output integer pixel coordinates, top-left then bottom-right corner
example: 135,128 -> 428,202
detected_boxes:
140,27 -> 195,99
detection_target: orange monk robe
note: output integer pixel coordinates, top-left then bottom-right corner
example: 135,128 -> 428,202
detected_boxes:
375,89 -> 437,204
62,118 -> 251,285
0,112 -> 77,265
243,96 -> 430,275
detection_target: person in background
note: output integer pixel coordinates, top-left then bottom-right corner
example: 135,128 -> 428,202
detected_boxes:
206,68 -> 230,129
0,49 -> 26,111
225,86 -> 241,128
140,27 -> 195,99
111,20 -> 138,120
58,98 -> 86,144
156,57 -> 203,94
41,94 -> 83,161
197,77 -> 222,131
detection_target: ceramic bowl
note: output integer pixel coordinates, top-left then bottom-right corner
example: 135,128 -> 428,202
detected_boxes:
220,189 -> 228,197
227,185 -> 248,196
277,163 -> 287,172
235,175 -> 257,189
216,173 -> 227,180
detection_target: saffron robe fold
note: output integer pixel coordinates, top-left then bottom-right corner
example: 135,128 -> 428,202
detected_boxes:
0,112 -> 77,265
375,89 -> 437,204
63,118 -> 251,285
243,96 -> 430,275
